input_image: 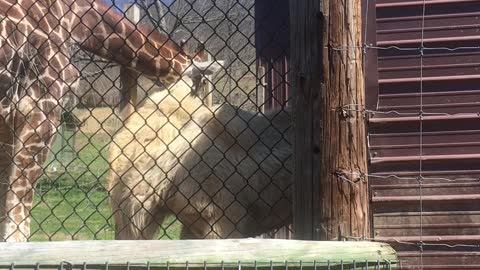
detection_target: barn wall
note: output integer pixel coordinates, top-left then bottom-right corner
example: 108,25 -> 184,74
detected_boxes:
254,0 -> 292,239
255,0 -> 290,111
367,0 -> 480,268
256,0 -> 480,264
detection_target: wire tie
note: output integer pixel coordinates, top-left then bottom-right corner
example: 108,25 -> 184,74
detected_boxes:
359,172 -> 366,182
336,106 -> 350,118
418,241 -> 424,252
417,175 -> 424,184
362,108 -> 369,119
334,171 -> 356,185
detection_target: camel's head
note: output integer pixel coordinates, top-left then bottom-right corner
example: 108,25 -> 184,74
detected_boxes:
185,60 -> 224,96
168,59 -> 224,98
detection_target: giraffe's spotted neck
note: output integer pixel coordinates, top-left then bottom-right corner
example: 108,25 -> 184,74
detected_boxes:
0,0 -> 195,242
68,0 -> 192,85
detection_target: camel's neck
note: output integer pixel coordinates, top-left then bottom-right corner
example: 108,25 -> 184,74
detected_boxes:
68,0 -> 190,85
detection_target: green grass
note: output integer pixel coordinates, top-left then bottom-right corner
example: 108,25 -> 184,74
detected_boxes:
30,189 -> 114,241
32,124 -> 182,241
43,128 -> 111,190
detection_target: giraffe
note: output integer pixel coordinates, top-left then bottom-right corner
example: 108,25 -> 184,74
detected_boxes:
0,0 -> 196,242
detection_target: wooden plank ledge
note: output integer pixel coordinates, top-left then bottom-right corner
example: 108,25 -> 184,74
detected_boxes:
0,239 -> 397,267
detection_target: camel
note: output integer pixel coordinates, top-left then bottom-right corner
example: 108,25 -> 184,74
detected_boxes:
108,60 -> 292,239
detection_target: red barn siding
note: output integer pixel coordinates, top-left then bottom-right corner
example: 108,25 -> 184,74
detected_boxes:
254,0 -> 292,238
255,0 -> 290,110
256,0 -> 480,265
368,0 -> 480,268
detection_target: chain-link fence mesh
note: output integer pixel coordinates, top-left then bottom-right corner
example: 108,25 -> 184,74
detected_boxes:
0,0 -> 291,241
3,0 -> 476,268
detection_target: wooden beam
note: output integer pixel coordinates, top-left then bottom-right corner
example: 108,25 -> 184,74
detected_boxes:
0,239 -> 397,267
289,0 -> 324,240
206,52 -> 214,107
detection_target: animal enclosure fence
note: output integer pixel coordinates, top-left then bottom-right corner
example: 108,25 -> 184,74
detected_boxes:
0,0 -> 479,268
0,0 -> 293,242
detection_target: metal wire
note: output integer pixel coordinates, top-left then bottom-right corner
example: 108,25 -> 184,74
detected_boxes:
418,1 -> 428,268
340,104 -> 480,117
329,44 -> 480,52
339,171 -> 480,183
343,235 -> 480,249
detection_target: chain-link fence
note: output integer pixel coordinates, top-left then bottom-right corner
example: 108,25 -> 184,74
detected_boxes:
0,0 -> 291,241
2,0 -> 477,268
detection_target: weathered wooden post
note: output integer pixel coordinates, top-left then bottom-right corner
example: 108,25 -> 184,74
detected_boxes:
120,67 -> 138,117
291,0 -> 370,240
119,2 -> 140,117
290,0 -> 323,240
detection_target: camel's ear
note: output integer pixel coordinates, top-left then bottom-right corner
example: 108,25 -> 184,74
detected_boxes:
184,60 -> 224,78
179,39 -> 188,54
194,42 -> 208,61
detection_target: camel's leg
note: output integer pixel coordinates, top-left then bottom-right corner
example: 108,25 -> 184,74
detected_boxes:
111,189 -> 169,240
179,225 -> 200,239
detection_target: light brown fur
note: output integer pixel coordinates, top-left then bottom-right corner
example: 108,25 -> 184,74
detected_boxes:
108,68 -> 293,239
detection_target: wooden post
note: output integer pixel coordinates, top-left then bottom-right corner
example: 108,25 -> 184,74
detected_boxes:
191,43 -> 214,106
291,1 -> 370,240
290,0 -> 324,240
206,52 -> 214,107
119,67 -> 138,117
119,2 -> 140,117
319,0 -> 369,240
256,63 -> 266,112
